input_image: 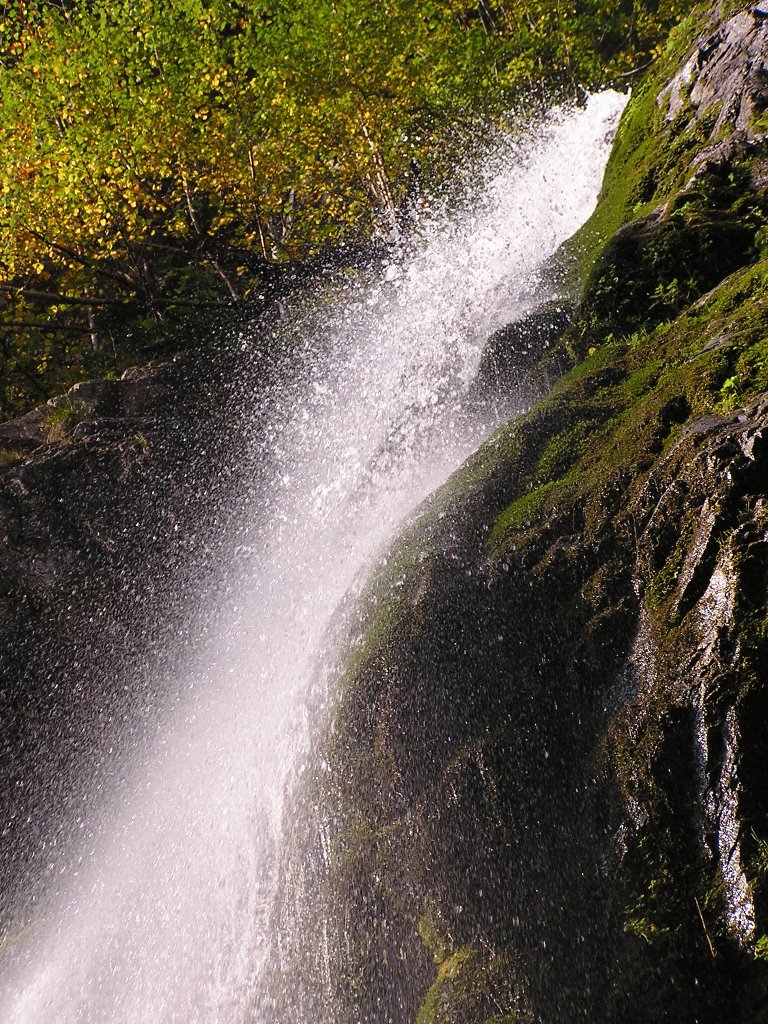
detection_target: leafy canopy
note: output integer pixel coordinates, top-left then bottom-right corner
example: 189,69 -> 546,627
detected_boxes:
0,0 -> 695,416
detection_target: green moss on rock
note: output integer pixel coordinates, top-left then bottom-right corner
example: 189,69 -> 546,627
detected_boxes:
415,948 -> 532,1024
272,7 -> 768,1023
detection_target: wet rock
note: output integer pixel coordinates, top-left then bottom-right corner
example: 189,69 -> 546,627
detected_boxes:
0,407 -> 47,451
0,351 -> 255,915
659,9 -> 768,146
274,6 -> 768,1022
475,300 -> 574,400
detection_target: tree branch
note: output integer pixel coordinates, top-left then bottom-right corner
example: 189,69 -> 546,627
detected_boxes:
25,230 -> 136,288
1,321 -> 93,333
6,287 -> 124,307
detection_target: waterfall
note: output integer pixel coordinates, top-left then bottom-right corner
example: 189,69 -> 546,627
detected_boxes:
0,91 -> 626,1024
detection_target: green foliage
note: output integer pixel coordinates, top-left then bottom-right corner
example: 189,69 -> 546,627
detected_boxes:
717,373 -> 741,411
624,913 -> 673,946
752,831 -> 768,877
0,0 -> 697,416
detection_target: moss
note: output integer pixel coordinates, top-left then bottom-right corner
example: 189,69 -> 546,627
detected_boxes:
489,480 -> 559,549
646,522 -> 694,609
334,520 -> 440,696
335,587 -> 413,693
418,907 -> 454,966
0,445 -> 27,467
551,339 -> 628,394
573,214 -> 757,352
621,362 -> 662,401
729,337 -> 768,399
330,815 -> 415,914
415,949 -> 476,1024
480,251 -> 763,554
535,415 -> 616,483
434,422 -> 526,511
574,255 -> 766,453
567,81 -> 665,274
415,948 -> 531,1024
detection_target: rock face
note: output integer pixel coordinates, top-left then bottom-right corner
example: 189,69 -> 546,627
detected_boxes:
267,5 -> 768,1023
0,347 -> 262,913
474,300 -> 574,403
659,5 -> 768,146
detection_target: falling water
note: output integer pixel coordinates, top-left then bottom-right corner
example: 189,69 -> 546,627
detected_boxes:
0,92 -> 626,1023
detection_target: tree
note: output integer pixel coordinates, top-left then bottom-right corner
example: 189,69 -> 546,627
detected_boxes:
0,0 -> 698,417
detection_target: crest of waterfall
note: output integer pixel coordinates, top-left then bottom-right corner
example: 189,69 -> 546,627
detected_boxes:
0,91 -> 626,1024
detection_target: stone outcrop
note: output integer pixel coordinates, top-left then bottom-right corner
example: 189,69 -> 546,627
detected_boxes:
474,300 -> 574,403
267,5 -> 768,1023
0,347 -> 261,915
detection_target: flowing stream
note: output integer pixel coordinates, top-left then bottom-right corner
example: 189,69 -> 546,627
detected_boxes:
0,92 -> 626,1024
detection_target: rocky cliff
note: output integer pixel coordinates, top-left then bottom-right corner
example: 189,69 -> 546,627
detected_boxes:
268,5 -> 768,1023
0,335 -> 276,916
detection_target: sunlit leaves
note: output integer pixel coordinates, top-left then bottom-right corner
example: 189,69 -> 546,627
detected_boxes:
0,0 -> 697,415
0,0 -> 697,270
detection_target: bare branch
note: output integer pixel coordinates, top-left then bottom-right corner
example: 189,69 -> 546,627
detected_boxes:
5,287 -> 124,307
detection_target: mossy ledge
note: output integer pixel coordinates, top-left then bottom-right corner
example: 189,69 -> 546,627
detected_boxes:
269,5 -> 768,1023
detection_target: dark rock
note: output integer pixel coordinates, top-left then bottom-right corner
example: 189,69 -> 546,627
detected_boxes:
69,416 -> 154,441
59,361 -> 178,421
64,378 -> 122,417
475,300 -> 574,399
120,362 -> 179,417
0,361 -> 179,459
268,6 -> 768,1023
0,348 -> 263,916
0,408 -> 47,450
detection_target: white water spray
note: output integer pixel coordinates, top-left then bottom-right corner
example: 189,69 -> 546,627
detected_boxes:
0,92 -> 626,1024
